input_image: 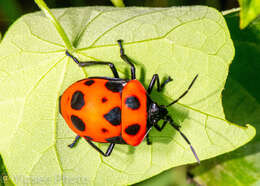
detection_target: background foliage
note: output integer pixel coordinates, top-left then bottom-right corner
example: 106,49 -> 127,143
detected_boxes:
0,0 -> 259,186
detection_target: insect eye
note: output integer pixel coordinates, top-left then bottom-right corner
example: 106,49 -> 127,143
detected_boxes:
151,103 -> 159,113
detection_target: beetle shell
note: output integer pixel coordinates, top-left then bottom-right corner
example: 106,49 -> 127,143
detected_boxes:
59,77 -> 147,146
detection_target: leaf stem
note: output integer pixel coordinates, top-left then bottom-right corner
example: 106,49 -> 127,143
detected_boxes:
34,0 -> 73,51
110,0 -> 125,7
222,7 -> 240,16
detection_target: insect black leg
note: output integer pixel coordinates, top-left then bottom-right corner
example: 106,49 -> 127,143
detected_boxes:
117,40 -> 136,79
146,133 -> 152,145
147,74 -> 173,94
65,51 -> 119,78
154,119 -> 168,131
85,140 -> 115,157
167,74 -> 198,107
165,116 -> 200,164
68,135 -> 81,148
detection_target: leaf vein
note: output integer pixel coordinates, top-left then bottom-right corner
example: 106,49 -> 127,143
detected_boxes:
53,58 -> 70,186
89,8 -> 171,47
204,115 -> 214,144
24,20 -> 65,48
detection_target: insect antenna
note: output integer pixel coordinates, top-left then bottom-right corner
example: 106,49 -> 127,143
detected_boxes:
166,74 -> 198,107
166,116 -> 200,164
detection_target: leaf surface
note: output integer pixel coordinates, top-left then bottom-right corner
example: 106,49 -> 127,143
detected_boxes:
0,6 -> 255,185
192,10 -> 260,186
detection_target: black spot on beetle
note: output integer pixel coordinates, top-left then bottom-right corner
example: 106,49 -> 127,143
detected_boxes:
105,81 -> 123,92
102,97 -> 108,103
71,91 -> 85,110
106,136 -> 127,144
85,79 -> 94,86
125,96 -> 140,110
125,124 -> 140,135
101,128 -> 108,133
104,107 -> 121,126
71,115 -> 85,131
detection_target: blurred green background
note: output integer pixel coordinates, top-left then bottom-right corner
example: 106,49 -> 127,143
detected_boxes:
0,0 -> 239,35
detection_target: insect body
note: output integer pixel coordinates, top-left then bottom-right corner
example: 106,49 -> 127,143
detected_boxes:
59,40 -> 200,163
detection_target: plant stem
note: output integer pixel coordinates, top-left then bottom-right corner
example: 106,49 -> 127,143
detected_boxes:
34,0 -> 73,51
111,0 -> 125,7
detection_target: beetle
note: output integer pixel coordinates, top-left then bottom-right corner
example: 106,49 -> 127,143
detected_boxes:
59,40 -> 200,163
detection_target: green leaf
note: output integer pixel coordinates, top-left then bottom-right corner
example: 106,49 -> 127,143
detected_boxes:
192,10 -> 260,186
0,157 -> 5,186
0,6 -> 255,186
35,0 -> 73,51
0,156 -> 14,186
238,0 -> 260,28
111,0 -> 125,7
134,166 -> 195,186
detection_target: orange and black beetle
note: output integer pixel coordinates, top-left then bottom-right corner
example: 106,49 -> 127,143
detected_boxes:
59,40 -> 199,163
